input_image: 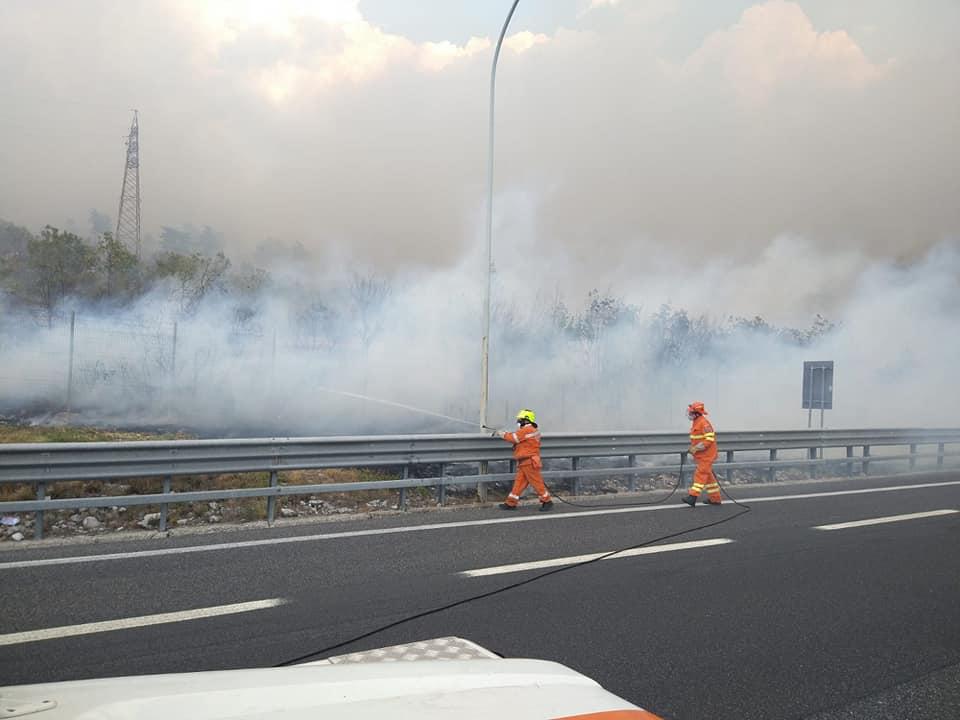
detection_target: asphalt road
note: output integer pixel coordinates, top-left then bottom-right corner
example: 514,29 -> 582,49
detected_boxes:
1,471 -> 958,720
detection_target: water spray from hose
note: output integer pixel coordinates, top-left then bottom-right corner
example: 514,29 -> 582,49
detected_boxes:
315,385 -> 493,430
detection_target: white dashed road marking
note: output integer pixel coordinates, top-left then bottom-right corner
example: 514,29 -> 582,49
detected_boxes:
460,538 -> 733,577
813,509 -> 957,531
0,598 -> 287,647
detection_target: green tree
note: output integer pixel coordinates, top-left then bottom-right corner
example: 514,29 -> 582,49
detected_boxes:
0,220 -> 34,295
23,226 -> 96,325
97,231 -> 140,299
153,250 -> 231,314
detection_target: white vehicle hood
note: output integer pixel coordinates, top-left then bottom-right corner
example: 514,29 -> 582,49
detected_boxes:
1,638 -> 661,720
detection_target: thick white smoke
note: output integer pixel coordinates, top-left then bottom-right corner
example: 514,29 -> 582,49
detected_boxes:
1,230 -> 956,436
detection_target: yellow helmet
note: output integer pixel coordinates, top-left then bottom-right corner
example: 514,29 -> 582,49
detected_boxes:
515,408 -> 537,424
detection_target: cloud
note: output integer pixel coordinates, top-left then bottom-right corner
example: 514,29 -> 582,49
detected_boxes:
0,0 -> 955,320
182,2 -> 547,102
683,1 -> 891,104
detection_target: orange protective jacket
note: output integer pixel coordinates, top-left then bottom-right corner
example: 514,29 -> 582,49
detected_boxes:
689,415 -> 718,461
503,424 -> 542,465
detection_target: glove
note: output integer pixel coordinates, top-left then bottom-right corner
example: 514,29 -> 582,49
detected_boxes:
491,430 -> 500,438
691,443 -> 706,453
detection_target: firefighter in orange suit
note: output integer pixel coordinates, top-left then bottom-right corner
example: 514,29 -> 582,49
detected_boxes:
681,401 -> 721,506
495,409 -> 553,511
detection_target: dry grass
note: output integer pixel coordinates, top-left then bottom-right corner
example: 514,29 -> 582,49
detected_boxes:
0,423 -> 192,444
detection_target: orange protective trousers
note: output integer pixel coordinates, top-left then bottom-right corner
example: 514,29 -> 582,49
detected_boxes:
504,460 -> 551,506
688,454 -> 721,502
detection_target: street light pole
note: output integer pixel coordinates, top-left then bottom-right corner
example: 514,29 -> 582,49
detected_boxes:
480,0 -> 521,432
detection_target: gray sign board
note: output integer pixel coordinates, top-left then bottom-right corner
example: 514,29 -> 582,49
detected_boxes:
802,361 -> 834,410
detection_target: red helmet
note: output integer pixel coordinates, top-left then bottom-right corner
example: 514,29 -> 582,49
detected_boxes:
687,401 -> 707,416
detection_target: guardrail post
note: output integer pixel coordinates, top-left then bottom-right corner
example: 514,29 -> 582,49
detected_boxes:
35,481 -> 46,540
628,455 -> 637,491
437,464 -> 446,505
863,446 -> 871,476
477,461 -> 488,503
266,470 -> 279,525
398,466 -> 409,510
767,449 -> 776,483
846,446 -> 854,477
808,447 -> 818,479
909,444 -> 917,470
159,475 -> 172,532
571,457 -> 581,496
938,443 -> 945,468
725,450 -> 734,484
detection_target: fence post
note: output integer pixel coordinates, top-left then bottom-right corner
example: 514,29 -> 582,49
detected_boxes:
628,455 -> 637,492
266,470 -> 279,525
159,475 -> 172,532
846,446 -> 854,477
938,443 -> 945,468
909,444 -> 917,471
66,311 -> 76,412
437,464 -> 446,505
171,321 -> 178,379
34,481 -> 46,540
725,450 -> 734,484
863,446 -> 871,475
571,457 -> 581,496
767,449 -> 777,483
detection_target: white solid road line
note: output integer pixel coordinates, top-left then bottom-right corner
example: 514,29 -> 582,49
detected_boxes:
0,598 -> 287,647
460,538 -> 733,577
813,509 -> 958,531
2,479 -> 959,570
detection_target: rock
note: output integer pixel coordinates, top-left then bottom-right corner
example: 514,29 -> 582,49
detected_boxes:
280,508 -> 297,518
11,532 -> 24,542
70,514 -> 82,524
176,519 -> 190,526
82,516 -> 101,530
138,512 -> 161,528
208,501 -> 220,511
208,515 -> 222,523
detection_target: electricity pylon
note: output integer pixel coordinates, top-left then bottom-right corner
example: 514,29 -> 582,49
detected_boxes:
115,110 -> 141,257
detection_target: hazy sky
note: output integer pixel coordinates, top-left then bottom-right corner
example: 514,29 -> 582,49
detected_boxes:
1,1 -> 958,318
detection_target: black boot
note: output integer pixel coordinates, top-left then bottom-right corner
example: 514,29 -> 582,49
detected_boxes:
499,503 -> 517,511
539,501 -> 554,512
681,494 -> 697,507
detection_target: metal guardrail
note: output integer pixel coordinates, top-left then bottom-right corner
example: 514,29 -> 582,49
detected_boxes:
1,428 -> 958,539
